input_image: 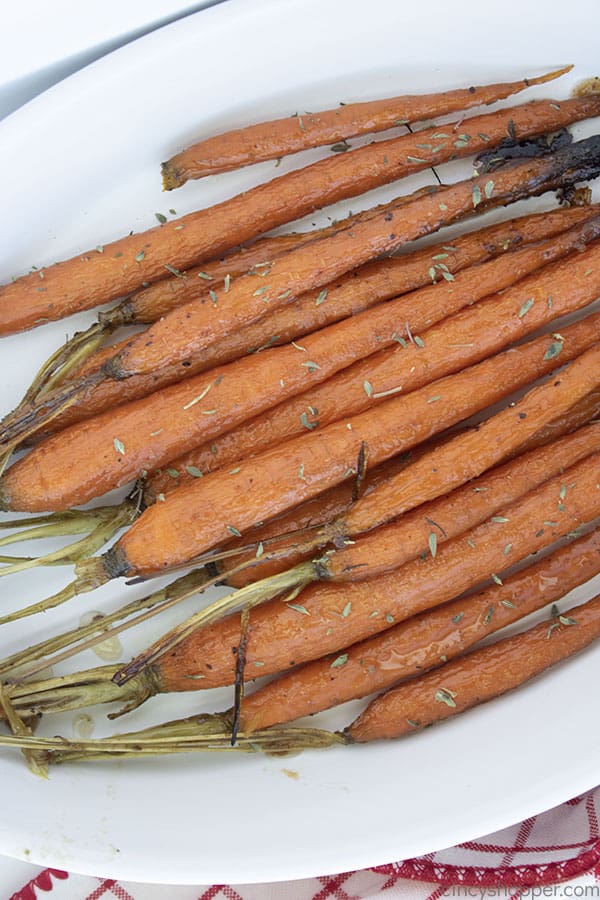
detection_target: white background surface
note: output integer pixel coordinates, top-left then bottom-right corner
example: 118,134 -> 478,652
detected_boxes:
1,0 -> 600,887
0,0 -> 226,119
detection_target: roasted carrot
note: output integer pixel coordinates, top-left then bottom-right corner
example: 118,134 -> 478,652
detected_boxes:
2,317 -> 596,633
4,450 -> 600,721
152,232 -> 600,492
204,389 -> 600,589
220,420 -> 599,589
36,204 -> 600,440
100,134 -> 600,380
6,384 -> 595,679
161,68 -> 571,186
86,328 -> 600,585
2,97 -> 599,335
348,590 -> 600,743
239,528 -> 600,731
9,217 -> 599,514
7,133 -> 600,457
146,453 -> 600,694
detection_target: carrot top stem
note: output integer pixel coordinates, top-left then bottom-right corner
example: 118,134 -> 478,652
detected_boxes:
0,725 -> 346,765
0,570 -> 209,680
0,501 -> 136,581
112,562 -> 319,685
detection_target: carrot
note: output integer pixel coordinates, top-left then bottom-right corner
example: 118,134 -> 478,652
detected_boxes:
208,389 -> 600,590
147,452 -> 600,694
5,447 -> 600,722
152,231 -> 600,492
37,204 -> 599,440
161,68 -> 571,186
239,527 -> 600,731
3,314 -> 597,635
9,217 -> 598,515
107,332 -> 600,682
6,383 -> 595,682
221,419 -> 599,589
91,326 -> 600,584
101,134 -> 600,380
2,97 -> 598,335
347,589 -> 600,743
6,133 -> 600,457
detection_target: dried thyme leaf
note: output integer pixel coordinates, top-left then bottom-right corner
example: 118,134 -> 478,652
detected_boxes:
330,653 -> 349,668
435,688 -> 457,707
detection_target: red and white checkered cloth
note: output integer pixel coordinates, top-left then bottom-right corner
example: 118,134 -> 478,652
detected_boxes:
5,787 -> 600,900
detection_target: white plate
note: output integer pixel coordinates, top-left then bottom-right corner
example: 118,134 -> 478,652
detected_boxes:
1,0 -> 600,885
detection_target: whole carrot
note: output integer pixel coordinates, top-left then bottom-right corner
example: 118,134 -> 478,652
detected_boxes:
347,590 -> 600,743
9,219 -> 598,514
7,133 -> 600,455
161,68 -> 571,186
2,97 -> 598,335
5,450 -> 599,720
37,205 -> 599,440
146,453 -> 600,694
86,329 -> 600,585
239,528 -> 600,731
6,384 -> 594,680
154,232 -> 600,491
3,320 -> 597,632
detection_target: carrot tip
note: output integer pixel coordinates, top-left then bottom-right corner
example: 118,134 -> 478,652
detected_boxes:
534,65 -> 574,85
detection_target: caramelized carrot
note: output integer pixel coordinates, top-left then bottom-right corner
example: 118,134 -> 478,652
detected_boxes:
211,390 -> 600,589
221,420 -> 599,588
348,590 -> 600,743
150,453 -> 600,692
38,205 -> 599,439
152,233 -> 600,491
6,445 -> 599,719
104,135 -> 600,380
240,528 -> 600,731
92,328 -> 600,582
9,220 -> 599,514
2,97 -> 598,335
161,68 -> 571,186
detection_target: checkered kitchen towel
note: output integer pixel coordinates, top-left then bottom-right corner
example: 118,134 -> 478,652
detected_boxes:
5,787 -> 600,899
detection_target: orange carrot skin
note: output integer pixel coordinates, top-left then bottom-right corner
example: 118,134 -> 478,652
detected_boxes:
241,528 -> 600,731
41,206 -> 598,440
4,231 -> 563,512
341,335 -> 600,539
108,327 -> 600,578
163,69 -> 570,185
158,232 -> 600,490
154,454 -> 600,693
13,219 -> 595,514
224,394 -> 600,589
114,127 -> 600,377
324,423 -> 600,581
348,590 -> 600,743
5,96 -> 600,338
228,421 -> 600,589
112,231 -> 312,327
5,98 -> 595,334
120,188 -> 438,326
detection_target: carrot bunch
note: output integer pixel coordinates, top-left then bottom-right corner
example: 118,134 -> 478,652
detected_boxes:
2,67 -> 600,771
